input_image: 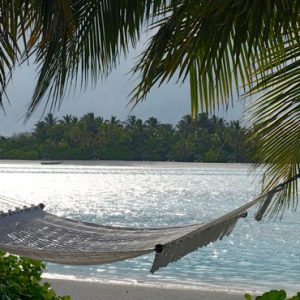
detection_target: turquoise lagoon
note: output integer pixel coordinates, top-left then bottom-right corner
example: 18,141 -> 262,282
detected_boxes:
0,161 -> 299,293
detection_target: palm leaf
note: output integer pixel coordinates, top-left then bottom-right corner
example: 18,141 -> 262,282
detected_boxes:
130,0 -> 300,217
24,0 -> 168,117
246,38 -> 300,217
131,0 -> 300,113
0,0 -> 25,108
0,0 -> 169,115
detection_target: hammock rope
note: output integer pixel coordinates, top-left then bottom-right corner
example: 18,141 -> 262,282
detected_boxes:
0,174 -> 299,273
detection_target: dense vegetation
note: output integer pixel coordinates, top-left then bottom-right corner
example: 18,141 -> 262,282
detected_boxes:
245,290 -> 300,300
0,113 -> 254,163
0,251 -> 70,299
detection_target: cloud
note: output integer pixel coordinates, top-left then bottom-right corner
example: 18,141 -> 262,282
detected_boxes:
0,38 -> 243,136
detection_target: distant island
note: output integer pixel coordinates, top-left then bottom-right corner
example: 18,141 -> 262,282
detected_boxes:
0,113 -> 256,163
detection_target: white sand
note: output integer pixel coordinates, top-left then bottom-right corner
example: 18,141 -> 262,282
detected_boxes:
48,279 -> 248,300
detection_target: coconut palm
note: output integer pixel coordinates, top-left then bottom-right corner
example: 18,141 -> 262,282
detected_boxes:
59,115 -> 73,126
130,1 -> 300,217
44,113 -> 57,127
1,0 -> 300,216
0,0 -> 167,114
33,121 -> 47,141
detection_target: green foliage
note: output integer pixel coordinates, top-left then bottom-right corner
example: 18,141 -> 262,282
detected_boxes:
129,0 -> 300,217
0,251 -> 70,300
245,290 -> 300,300
0,0 -> 168,117
0,113 -> 254,163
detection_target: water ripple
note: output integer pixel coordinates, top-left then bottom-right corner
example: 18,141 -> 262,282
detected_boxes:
0,161 -> 299,292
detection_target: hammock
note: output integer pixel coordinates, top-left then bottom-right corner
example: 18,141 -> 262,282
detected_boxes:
0,174 -> 298,273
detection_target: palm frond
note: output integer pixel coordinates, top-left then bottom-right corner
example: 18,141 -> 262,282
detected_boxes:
0,0 -> 24,108
131,0 -> 300,115
130,0 -> 300,218
24,0 -> 168,117
247,39 -> 300,217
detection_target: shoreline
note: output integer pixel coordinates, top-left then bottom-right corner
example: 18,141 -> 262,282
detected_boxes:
46,277 -> 252,300
44,273 -> 258,294
0,159 -> 251,168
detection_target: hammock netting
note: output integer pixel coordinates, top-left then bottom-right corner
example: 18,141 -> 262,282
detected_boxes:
2,172 -> 299,273
0,191 -> 273,273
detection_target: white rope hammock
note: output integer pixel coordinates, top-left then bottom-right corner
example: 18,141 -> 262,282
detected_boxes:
0,175 -> 298,273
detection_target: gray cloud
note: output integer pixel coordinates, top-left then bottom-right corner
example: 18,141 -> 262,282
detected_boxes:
0,40 -> 244,136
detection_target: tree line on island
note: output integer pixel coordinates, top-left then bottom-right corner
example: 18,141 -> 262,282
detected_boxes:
0,113 -> 256,162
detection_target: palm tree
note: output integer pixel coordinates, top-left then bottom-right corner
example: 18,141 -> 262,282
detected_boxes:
33,121 -> 48,141
79,113 -> 98,134
130,1 -> 300,217
228,121 -> 242,163
44,113 -> 57,127
59,114 -> 73,126
124,116 -> 146,159
71,116 -> 79,125
176,115 -> 195,136
1,1 -> 299,216
124,115 -> 138,130
107,116 -> 122,127
0,1 -> 166,116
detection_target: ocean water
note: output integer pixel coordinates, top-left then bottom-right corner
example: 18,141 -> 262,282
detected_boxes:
0,160 -> 299,293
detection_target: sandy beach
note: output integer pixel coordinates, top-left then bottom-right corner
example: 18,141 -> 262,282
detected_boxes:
48,279 -> 247,300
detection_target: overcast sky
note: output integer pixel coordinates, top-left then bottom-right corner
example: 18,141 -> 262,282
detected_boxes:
0,39 -> 244,137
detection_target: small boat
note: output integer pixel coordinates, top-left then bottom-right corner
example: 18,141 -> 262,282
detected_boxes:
41,161 -> 62,165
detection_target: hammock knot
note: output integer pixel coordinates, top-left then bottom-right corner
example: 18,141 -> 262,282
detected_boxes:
241,212 -> 248,218
0,204 -> 44,220
155,244 -> 164,253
